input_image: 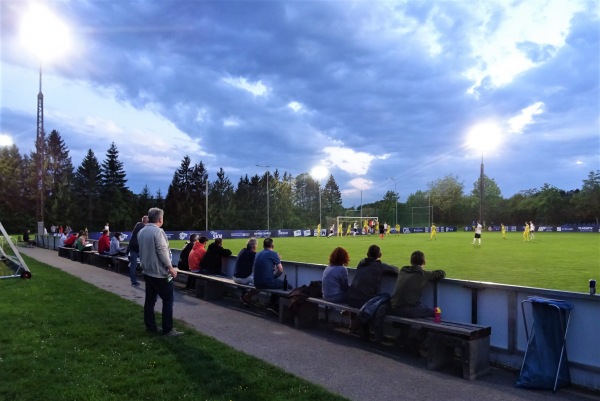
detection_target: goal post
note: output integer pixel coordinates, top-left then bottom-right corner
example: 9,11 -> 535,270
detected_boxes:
334,216 -> 379,234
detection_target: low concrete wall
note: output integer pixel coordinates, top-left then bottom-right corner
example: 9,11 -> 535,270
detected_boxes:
36,235 -> 599,390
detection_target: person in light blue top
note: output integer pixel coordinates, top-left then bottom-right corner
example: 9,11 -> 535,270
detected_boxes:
109,232 -> 127,256
322,247 -> 350,303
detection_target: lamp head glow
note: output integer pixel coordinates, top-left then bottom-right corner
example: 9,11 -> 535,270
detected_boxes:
311,166 -> 329,181
20,4 -> 71,62
467,122 -> 502,153
0,134 -> 14,147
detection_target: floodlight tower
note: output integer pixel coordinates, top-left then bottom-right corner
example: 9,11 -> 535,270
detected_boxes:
21,4 -> 71,234
387,177 -> 398,226
36,64 -> 45,227
467,123 -> 502,227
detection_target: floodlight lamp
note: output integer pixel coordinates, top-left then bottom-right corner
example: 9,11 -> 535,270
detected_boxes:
311,166 -> 329,180
20,4 -> 71,62
467,122 -> 502,153
0,134 -> 14,147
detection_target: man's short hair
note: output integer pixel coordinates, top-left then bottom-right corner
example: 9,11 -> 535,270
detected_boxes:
147,207 -> 163,223
263,237 -> 274,249
247,238 -> 257,250
410,250 -> 425,266
102,229 -> 109,235
367,244 -> 381,259
214,238 -> 223,246
199,236 -> 208,244
142,215 -> 149,223
189,234 -> 198,242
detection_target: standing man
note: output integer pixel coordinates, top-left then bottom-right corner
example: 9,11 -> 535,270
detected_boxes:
253,237 -> 287,314
138,208 -> 182,336
501,223 -> 506,239
126,215 -> 148,287
472,220 -> 482,246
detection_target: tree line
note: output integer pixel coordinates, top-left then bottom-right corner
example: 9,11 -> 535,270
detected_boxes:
0,129 -> 598,233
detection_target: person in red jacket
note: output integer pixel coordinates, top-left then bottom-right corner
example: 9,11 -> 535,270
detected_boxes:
98,229 -> 110,254
64,232 -> 78,248
188,236 -> 208,273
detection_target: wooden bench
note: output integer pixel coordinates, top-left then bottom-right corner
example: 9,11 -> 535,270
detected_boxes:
175,270 -> 291,321
58,246 -> 71,258
301,297 -> 491,380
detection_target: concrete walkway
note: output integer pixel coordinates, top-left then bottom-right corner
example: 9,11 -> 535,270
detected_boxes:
18,247 -> 597,401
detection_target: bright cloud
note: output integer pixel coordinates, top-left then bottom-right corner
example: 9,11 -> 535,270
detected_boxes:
223,117 -> 241,127
288,101 -> 303,112
348,177 -> 373,191
323,146 -> 388,175
465,0 -> 585,94
508,102 -> 544,134
223,77 -> 268,96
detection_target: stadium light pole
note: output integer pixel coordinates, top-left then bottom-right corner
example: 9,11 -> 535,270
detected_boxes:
20,5 -> 71,235
256,164 -> 270,231
311,166 -> 329,230
387,177 -> 398,226
467,123 -> 502,227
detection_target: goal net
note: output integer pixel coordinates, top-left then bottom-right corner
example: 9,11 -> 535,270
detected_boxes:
332,216 -> 379,235
0,222 -> 32,279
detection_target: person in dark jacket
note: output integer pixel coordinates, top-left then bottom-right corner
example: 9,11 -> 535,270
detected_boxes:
347,244 -> 398,308
199,238 -> 232,275
126,215 -> 148,287
346,244 -> 398,340
390,250 -> 445,318
178,234 -> 197,289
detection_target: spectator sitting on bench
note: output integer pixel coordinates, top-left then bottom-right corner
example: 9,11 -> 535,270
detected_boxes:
252,237 -> 290,315
347,244 -> 399,340
23,229 -> 34,247
75,231 -> 93,251
98,229 -> 110,254
199,238 -> 232,275
390,250 -> 445,318
322,247 -> 350,303
187,235 -> 208,289
236,238 -> 260,307
178,234 -> 200,289
188,236 -> 209,273
58,231 -> 67,247
110,232 -> 127,256
63,231 -> 78,248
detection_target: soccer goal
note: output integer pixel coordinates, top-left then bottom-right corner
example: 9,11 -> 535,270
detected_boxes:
334,216 -> 379,235
0,222 -> 32,279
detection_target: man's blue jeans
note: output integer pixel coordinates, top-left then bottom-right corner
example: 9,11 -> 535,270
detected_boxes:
128,251 -> 140,285
143,275 -> 174,333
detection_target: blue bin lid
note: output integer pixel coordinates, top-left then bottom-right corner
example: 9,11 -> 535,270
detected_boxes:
527,296 -> 574,310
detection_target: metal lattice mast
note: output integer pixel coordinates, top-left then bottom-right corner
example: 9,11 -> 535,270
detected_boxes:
36,63 -> 45,226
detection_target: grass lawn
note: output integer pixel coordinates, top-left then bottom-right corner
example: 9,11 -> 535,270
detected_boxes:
170,232 -> 600,293
0,257 -> 347,401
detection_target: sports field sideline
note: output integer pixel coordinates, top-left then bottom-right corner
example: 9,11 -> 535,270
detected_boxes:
170,231 -> 599,293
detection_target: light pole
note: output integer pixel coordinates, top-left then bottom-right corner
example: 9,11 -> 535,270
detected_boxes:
256,164 -> 270,231
388,177 -> 398,226
20,5 -> 71,234
467,122 -> 501,228
311,166 -> 329,230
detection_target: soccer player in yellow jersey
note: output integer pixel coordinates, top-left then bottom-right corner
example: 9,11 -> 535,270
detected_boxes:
501,223 -> 506,239
363,220 -> 369,235
395,223 -> 400,236
523,222 -> 530,241
386,223 -> 391,236
317,223 -> 321,237
338,223 -> 343,237
346,224 -> 351,236
430,223 -> 437,240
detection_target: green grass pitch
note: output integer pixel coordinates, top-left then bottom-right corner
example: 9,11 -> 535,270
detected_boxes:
170,232 -> 599,293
